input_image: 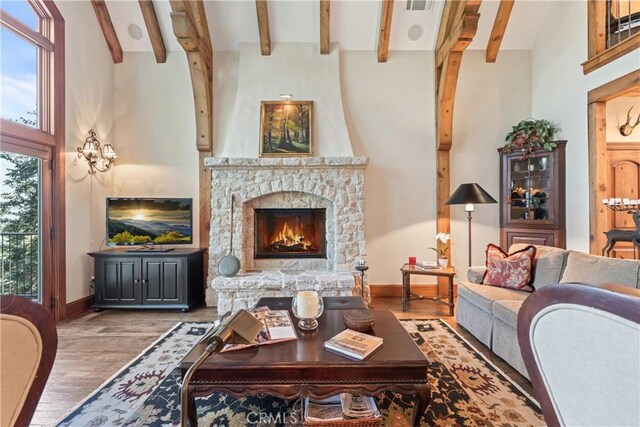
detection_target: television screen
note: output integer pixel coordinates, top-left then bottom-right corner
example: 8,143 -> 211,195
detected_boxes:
106,198 -> 193,246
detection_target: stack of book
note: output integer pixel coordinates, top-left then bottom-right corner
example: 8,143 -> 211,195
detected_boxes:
303,393 -> 382,426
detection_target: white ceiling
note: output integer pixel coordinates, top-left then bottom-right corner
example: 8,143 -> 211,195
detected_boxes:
103,0 -> 552,54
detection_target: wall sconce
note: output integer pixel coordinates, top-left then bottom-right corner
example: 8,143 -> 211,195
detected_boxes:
77,129 -> 116,174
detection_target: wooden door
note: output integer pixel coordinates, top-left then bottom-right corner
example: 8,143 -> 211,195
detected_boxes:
605,143 -> 640,259
142,258 -> 183,304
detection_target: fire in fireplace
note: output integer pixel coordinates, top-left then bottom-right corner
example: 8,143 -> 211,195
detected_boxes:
255,208 -> 326,259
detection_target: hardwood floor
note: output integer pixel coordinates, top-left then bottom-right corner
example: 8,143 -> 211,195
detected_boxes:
32,297 -> 533,426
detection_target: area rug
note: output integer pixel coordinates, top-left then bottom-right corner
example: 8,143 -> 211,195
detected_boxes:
57,319 -> 544,426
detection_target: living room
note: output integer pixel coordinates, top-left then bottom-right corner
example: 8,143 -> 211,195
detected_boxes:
1,0 -> 639,426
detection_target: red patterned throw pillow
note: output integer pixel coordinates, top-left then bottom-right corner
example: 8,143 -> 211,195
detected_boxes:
483,244 -> 537,292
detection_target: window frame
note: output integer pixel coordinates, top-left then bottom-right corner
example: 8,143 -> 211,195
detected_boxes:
0,0 -> 65,320
584,0 -> 640,75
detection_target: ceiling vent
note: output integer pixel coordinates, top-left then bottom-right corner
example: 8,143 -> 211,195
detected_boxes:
405,0 -> 434,12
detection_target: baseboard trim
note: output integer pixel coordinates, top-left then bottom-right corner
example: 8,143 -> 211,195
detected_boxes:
65,295 -> 94,320
370,284 -> 458,298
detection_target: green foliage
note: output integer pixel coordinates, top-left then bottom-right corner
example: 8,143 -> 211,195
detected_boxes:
109,231 -> 152,244
0,153 -> 39,233
154,231 -> 189,244
109,231 -> 189,245
500,118 -> 558,159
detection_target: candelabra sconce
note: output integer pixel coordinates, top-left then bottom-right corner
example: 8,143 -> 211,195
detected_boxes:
602,197 -> 640,212
77,129 -> 116,174
355,260 -> 369,302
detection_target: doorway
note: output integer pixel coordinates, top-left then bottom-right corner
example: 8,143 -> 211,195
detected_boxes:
0,152 -> 42,301
588,69 -> 640,259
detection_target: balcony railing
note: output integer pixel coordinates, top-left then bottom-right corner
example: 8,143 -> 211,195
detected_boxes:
607,0 -> 640,48
0,232 -> 39,300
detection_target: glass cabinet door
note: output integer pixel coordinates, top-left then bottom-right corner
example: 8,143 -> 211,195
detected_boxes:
507,154 -> 553,223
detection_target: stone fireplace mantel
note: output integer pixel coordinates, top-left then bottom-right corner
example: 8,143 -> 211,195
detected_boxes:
205,156 -> 368,310
203,156 -> 368,169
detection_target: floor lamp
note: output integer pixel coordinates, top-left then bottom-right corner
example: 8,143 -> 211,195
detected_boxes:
446,183 -> 497,267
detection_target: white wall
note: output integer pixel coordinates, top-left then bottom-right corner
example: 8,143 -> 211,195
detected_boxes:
218,43 -> 353,157
531,0 -> 640,253
58,1 -> 115,303
113,52 -> 199,245
451,50 -> 532,268
340,51 -> 436,285
606,96 -> 640,143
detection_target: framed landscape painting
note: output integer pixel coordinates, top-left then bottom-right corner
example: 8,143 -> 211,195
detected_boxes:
260,101 -> 313,157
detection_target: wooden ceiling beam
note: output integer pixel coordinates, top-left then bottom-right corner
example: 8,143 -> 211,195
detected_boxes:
433,0 -> 482,271
91,0 -> 123,64
169,0 -> 212,152
435,11 -> 480,68
320,0 -> 330,54
377,0 -> 394,63
139,0 -> 167,63
486,0 -> 515,63
256,0 -> 271,55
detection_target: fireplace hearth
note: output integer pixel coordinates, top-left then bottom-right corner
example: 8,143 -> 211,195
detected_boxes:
255,208 -> 326,259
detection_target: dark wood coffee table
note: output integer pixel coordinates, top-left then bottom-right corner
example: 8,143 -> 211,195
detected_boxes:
180,300 -> 431,426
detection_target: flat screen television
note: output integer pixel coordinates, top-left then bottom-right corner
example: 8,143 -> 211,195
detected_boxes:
106,198 -> 193,247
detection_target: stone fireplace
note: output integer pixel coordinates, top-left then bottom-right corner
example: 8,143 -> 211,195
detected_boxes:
205,156 -> 368,312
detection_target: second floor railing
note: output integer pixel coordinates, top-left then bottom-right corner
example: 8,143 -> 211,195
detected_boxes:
607,0 -> 640,48
0,232 -> 39,300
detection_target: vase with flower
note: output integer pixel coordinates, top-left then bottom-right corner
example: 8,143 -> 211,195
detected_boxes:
430,233 -> 451,268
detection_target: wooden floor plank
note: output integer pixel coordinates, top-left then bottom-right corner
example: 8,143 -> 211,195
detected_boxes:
31,297 -> 532,425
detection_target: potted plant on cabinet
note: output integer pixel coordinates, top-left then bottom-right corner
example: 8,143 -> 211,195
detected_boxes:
500,118 -> 558,160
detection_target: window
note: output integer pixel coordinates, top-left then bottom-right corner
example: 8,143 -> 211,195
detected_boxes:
584,0 -> 640,74
0,26 -> 39,126
0,0 -> 65,319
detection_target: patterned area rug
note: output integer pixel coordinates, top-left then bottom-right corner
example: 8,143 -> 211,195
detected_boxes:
57,319 -> 544,426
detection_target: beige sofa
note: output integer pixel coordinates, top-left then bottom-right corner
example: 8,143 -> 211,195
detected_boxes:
456,244 -> 640,379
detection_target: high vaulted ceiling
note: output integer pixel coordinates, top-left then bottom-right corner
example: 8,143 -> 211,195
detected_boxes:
103,0 -> 553,55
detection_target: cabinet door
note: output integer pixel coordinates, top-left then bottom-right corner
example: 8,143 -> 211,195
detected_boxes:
504,153 -> 555,226
502,229 -> 561,248
98,257 -> 141,305
142,258 -> 184,304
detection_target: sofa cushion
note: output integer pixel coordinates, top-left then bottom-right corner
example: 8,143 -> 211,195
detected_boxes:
492,300 -> 524,328
467,266 -> 487,284
560,251 -> 640,288
457,281 -> 529,313
484,244 -> 536,291
510,244 -> 568,289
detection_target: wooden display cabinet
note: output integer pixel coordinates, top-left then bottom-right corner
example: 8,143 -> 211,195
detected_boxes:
499,141 -> 566,248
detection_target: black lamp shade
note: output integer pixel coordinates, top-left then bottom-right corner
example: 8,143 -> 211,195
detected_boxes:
446,183 -> 497,205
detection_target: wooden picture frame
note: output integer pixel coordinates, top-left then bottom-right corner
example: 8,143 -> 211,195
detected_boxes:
259,101 -> 313,157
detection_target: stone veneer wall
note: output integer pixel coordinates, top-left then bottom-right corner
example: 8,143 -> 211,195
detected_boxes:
205,156 -> 368,306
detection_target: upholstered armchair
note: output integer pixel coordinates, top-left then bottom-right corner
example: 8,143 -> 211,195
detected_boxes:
1,295 -> 57,427
517,284 -> 640,427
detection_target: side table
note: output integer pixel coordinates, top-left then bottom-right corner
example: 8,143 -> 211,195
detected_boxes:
400,264 -> 456,314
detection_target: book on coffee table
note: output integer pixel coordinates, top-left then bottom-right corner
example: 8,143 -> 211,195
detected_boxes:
341,393 -> 381,419
221,307 -> 297,352
324,329 -> 383,360
304,395 -> 344,422
303,394 -> 381,422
